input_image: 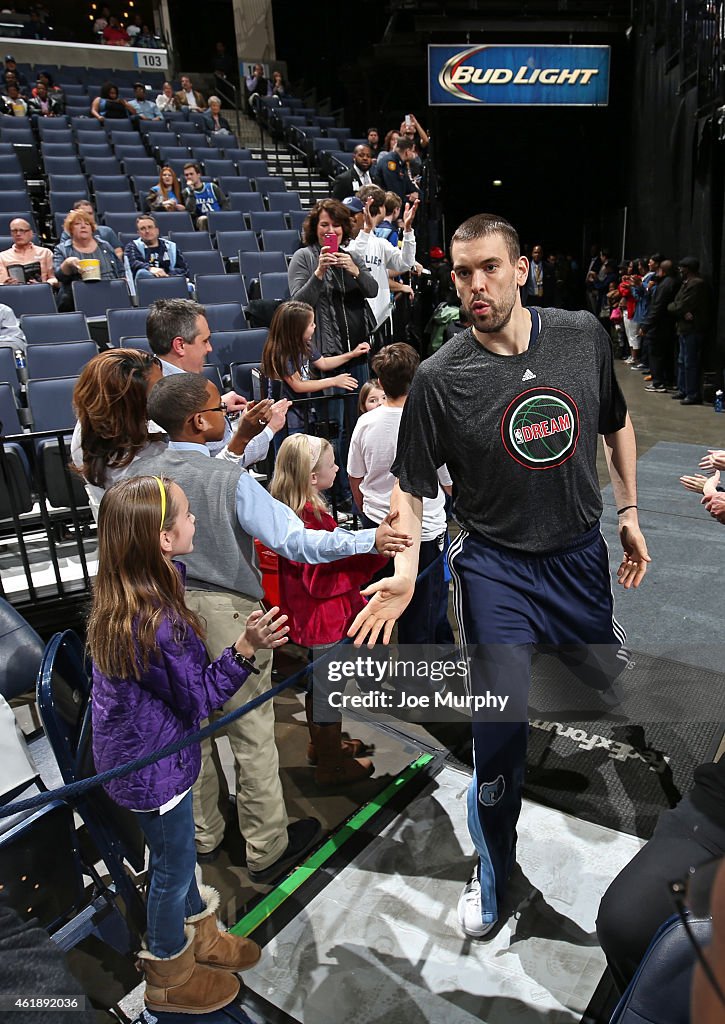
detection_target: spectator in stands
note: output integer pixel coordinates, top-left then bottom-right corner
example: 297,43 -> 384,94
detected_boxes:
27,79 -> 62,117
349,187 -> 418,343
91,81 -> 135,122
126,13 -> 143,40
124,214 -> 189,294
102,16 -> 130,46
288,199 -> 378,506
331,145 -> 374,201
53,208 -> 124,311
3,83 -> 27,117
2,56 -> 27,88
270,70 -> 286,98
380,138 -> 419,207
182,162 -> 229,231
202,96 -> 232,135
0,218 -> 57,287
640,258 -> 679,395
347,342 -> 453,646
156,80 -> 180,113
59,199 -> 124,260
366,128 -> 380,158
245,63 -> 270,114
524,243 -> 555,307
129,81 -> 162,121
35,70 -> 65,113
376,129 -> 400,172
358,378 -> 384,414
23,11 -> 49,40
669,256 -> 711,405
0,302 -> 25,353
71,348 -> 166,513
147,166 -> 186,213
212,41 -> 237,107
175,75 -> 206,112
93,6 -> 110,37
399,114 -> 429,178
135,24 -> 159,49
374,192 -> 401,247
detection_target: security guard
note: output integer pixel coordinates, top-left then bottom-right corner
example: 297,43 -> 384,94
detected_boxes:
380,138 -> 420,207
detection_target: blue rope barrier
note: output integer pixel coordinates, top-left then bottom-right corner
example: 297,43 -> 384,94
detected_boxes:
0,549 -> 445,820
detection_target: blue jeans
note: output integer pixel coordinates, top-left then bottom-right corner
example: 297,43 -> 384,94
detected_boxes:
134,790 -> 204,957
677,332 -> 703,401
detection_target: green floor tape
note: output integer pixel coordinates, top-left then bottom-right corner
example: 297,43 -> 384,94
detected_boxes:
231,753 -> 435,936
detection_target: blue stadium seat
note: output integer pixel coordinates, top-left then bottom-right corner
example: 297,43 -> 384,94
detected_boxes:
122,156 -> 158,177
249,211 -> 286,232
90,174 -> 130,193
154,211 -> 193,233
43,155 -> 83,175
0,347 -> 19,393
194,275 -> 248,306
71,279 -> 131,320
49,192 -> 83,218
25,342 -> 98,381
207,210 -> 245,234
26,376 -> 78,432
211,329 -> 267,369
261,229 -> 301,255
287,209 -> 308,233
21,313 -> 91,345
103,212 -> 143,235
77,141 -> 114,159
229,192 -> 264,215
0,172 -> 26,192
239,251 -> 287,280
218,176 -> 252,194
0,284 -> 56,318
39,142 -> 77,159
203,159 -> 236,179
36,118 -> 72,135
169,231 -> 214,253
267,192 -> 303,213
135,275 -> 190,306
203,302 -> 247,333
96,192 -> 137,216
83,156 -> 122,176
253,176 -> 286,198
258,272 -> 291,301
183,250 -> 225,278
117,335 -> 152,353
107,307 -> 151,348
0,381 -> 22,434
71,116 -> 102,132
216,230 -> 259,262
236,160 -> 268,178
48,174 -> 88,195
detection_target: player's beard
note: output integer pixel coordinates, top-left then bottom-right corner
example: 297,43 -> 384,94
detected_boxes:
462,279 -> 519,334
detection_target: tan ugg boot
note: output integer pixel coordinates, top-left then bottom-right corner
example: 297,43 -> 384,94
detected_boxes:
304,692 -> 373,764
187,885 -> 262,972
137,926 -> 239,1014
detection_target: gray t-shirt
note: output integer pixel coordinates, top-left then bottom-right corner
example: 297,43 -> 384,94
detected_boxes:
392,307 -> 627,554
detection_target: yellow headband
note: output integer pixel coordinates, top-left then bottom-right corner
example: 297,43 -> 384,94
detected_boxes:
154,476 -> 166,530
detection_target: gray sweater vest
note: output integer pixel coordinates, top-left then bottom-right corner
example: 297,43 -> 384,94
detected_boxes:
136,448 -> 263,599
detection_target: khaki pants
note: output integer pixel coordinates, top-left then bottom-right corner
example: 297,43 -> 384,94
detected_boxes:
186,589 -> 289,871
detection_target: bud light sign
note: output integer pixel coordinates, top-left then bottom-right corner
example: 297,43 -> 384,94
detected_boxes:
428,44 -> 610,106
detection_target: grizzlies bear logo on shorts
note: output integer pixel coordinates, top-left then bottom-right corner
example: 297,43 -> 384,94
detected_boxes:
478,774 -> 505,807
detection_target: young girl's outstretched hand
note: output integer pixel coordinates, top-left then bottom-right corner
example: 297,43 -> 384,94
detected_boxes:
235,606 -> 289,657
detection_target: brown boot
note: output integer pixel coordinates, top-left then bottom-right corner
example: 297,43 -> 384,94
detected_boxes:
304,692 -> 373,764
310,718 -> 374,786
137,926 -> 239,1014
187,885 -> 262,972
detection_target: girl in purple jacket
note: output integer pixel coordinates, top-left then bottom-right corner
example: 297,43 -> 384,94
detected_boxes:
87,475 -> 289,1015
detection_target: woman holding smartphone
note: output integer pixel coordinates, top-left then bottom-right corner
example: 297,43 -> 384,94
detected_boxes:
288,199 -> 378,506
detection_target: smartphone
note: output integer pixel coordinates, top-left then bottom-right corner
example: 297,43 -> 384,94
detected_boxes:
405,114 -> 413,127
323,231 -> 339,253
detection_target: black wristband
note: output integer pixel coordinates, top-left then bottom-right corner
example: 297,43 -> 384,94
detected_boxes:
227,646 -> 260,674
617,505 -> 638,515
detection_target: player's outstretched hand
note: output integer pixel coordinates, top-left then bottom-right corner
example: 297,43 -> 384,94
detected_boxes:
347,575 -> 415,647
616,522 -> 651,589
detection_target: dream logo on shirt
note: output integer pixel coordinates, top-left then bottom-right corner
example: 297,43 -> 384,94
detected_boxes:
500,386 -> 580,470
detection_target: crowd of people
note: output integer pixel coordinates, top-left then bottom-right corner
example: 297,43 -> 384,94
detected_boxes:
92,7 -> 161,49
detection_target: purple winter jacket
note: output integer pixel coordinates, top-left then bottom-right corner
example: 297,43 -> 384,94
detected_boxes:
91,570 -> 251,811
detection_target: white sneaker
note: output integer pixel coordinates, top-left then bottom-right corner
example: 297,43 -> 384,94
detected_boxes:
457,867 -> 496,938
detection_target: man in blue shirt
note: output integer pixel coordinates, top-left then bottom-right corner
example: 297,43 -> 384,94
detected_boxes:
183,162 -> 229,231
129,81 -> 162,120
124,214 -> 189,295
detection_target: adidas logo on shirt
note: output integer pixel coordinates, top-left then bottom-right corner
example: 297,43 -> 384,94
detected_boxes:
521,368 -> 537,382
